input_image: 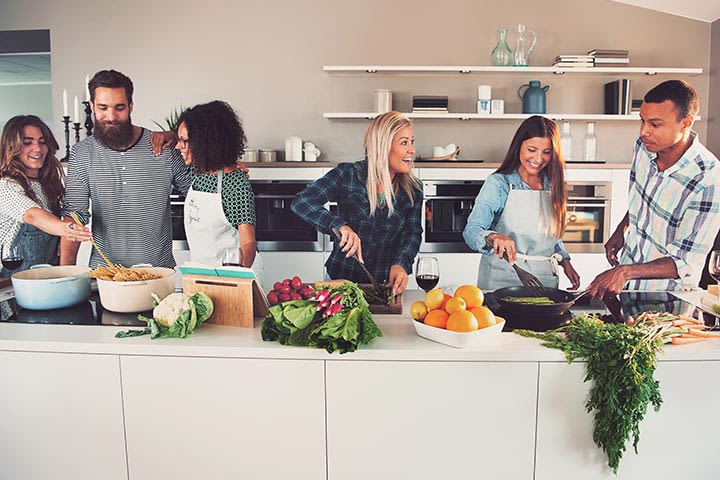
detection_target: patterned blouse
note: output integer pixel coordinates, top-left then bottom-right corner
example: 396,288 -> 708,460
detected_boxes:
191,168 -> 256,226
0,178 -> 49,251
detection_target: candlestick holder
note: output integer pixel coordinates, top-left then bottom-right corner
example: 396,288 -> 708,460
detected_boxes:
82,101 -> 93,137
73,123 -> 81,143
61,116 -> 71,161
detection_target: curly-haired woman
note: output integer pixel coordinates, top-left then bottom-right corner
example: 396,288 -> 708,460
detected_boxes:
174,101 -> 262,280
0,115 -> 90,275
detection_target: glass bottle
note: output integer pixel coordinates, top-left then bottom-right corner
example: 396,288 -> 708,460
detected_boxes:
560,121 -> 573,162
584,122 -> 597,162
490,28 -> 513,66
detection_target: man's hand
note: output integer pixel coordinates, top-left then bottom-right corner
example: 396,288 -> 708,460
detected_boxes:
151,131 -> 177,156
604,228 -> 626,267
387,264 -> 408,295
586,265 -> 630,299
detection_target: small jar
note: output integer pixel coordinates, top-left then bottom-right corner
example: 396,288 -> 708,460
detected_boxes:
243,148 -> 258,162
259,149 -> 277,163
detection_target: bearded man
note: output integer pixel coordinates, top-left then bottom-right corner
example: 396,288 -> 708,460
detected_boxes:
60,70 -> 191,268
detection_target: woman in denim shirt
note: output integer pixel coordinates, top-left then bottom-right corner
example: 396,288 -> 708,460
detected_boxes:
463,116 -> 580,290
292,112 -> 423,294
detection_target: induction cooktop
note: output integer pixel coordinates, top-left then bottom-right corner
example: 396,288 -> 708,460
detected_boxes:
0,293 -> 148,326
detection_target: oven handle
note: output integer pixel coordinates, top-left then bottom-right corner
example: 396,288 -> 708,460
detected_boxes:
424,196 -> 478,200
567,197 -> 611,201
567,202 -> 611,208
254,194 -> 298,200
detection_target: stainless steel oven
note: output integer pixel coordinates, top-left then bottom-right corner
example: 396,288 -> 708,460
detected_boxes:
170,190 -> 188,250
562,181 -> 611,253
252,180 -> 324,252
420,180 -> 484,253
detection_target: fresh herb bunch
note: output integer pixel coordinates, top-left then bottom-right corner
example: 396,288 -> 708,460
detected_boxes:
516,314 -> 670,473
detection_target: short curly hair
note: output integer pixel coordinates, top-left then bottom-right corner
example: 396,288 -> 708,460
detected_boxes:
176,101 -> 246,172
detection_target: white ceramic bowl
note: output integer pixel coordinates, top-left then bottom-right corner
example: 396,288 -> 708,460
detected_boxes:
96,267 -> 175,313
412,317 -> 505,348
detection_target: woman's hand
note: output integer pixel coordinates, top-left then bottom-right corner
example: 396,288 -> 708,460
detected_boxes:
150,131 -> 177,156
387,264 -> 408,295
560,259 -> 580,290
338,225 -> 363,263
487,233 -> 517,264
65,222 -> 92,243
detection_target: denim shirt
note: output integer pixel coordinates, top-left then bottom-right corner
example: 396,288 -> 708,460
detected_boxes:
462,170 -> 570,260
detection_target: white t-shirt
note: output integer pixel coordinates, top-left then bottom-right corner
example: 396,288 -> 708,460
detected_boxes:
0,178 -> 47,250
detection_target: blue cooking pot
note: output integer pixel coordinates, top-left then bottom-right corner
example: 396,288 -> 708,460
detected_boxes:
12,265 -> 92,310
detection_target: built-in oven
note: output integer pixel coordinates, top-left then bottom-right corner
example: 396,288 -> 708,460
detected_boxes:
252,181 -> 324,252
562,181 -> 611,253
170,189 -> 188,250
420,180 -> 484,253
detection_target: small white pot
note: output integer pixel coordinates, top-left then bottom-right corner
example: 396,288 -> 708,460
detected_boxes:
97,267 -> 176,313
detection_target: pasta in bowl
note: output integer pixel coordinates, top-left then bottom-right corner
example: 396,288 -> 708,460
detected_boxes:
95,266 -> 175,313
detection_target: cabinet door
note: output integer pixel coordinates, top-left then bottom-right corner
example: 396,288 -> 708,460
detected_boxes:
535,361 -> 720,480
121,356 -> 326,480
0,351 -> 127,480
326,360 -> 538,480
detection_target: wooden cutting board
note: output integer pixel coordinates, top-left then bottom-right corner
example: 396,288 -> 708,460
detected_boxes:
314,280 -> 403,315
183,274 -> 269,328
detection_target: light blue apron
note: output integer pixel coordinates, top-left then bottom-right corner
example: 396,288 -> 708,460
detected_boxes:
477,185 -> 561,291
1,223 -> 59,276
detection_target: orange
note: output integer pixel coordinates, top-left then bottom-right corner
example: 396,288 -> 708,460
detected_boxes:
423,309 -> 449,329
440,293 -> 452,310
454,285 -> 485,309
469,306 -> 497,329
445,297 -> 467,314
447,310 -> 479,332
410,301 -> 428,321
424,288 -> 445,311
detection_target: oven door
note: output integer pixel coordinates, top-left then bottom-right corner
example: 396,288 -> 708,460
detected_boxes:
170,193 -> 188,250
562,199 -> 611,253
420,181 -> 483,253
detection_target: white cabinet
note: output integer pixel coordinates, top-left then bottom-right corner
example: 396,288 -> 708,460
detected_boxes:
0,352 -> 127,480
121,356 -> 326,480
535,361 -> 720,480
559,252 -> 610,289
325,360 -> 538,480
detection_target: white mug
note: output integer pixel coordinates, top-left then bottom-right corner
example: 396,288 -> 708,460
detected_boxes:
491,99 -> 505,115
285,136 -> 302,161
303,142 -> 321,162
477,99 -> 491,114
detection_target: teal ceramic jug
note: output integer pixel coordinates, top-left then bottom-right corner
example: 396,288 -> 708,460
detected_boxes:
517,80 -> 549,114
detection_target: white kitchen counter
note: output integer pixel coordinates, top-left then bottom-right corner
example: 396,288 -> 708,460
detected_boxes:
2,291 -> 718,480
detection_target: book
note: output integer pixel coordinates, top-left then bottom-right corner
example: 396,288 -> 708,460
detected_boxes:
594,57 -> 630,64
604,79 -> 632,114
553,62 -> 594,67
554,55 -> 594,61
588,49 -> 629,56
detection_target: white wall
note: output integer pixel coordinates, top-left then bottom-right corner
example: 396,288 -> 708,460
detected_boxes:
0,0 -> 712,163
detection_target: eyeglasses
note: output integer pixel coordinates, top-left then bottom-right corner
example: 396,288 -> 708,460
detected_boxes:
177,137 -> 189,148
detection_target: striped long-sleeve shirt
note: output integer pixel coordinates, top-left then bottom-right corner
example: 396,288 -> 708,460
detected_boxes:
62,129 -> 191,268
291,160 -> 423,283
621,133 -> 720,290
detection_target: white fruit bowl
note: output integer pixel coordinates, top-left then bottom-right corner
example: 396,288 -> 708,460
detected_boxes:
412,317 -> 505,348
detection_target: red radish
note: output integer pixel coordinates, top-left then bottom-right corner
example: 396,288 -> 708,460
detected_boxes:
289,291 -> 303,301
279,284 -> 291,294
267,291 -> 279,305
291,276 -> 303,290
282,278 -> 291,286
273,282 -> 283,291
278,293 -> 291,302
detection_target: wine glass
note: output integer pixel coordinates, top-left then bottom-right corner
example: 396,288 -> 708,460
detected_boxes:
222,247 -> 244,267
709,251 -> 720,287
1,244 -> 24,274
415,256 -> 439,292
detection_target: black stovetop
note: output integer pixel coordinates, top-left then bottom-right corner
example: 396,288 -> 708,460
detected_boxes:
0,293 -> 148,327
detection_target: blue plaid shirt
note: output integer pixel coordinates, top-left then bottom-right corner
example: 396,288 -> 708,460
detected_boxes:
621,133 -> 720,290
291,160 -> 423,283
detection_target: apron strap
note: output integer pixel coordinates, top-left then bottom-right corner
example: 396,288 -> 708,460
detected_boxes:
517,252 -> 563,275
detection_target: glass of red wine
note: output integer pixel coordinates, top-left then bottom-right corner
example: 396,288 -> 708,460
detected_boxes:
709,251 -> 720,286
1,244 -> 23,274
416,256 -> 439,292
222,247 -> 244,267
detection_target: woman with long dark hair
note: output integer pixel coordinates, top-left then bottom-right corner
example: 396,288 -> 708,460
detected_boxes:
463,115 -> 580,290
0,115 -> 90,275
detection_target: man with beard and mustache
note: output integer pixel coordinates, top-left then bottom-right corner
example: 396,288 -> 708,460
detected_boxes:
586,80 -> 720,298
60,69 -> 191,268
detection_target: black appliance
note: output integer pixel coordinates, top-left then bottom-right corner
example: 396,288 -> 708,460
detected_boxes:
421,180 -> 484,253
252,181 -> 324,252
170,189 -> 187,249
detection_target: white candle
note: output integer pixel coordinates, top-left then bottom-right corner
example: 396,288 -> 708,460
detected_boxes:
62,89 -> 68,117
73,95 -> 79,123
85,75 -> 90,101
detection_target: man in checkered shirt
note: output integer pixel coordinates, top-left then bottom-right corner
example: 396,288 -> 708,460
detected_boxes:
588,80 -> 720,297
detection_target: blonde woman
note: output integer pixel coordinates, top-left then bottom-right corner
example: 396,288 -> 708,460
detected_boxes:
0,115 -> 90,275
291,111 -> 423,294
463,115 -> 580,290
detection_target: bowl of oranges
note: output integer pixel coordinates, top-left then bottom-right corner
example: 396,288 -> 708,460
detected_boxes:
410,285 -> 505,348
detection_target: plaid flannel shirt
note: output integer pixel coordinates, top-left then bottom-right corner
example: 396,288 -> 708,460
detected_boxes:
621,133 -> 720,290
291,160 -> 423,283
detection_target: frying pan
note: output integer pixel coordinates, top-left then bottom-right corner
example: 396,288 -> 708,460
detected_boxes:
493,286 -> 587,316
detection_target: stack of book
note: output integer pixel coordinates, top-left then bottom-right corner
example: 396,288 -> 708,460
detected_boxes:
589,49 -> 630,66
412,95 -> 449,113
604,79 -> 632,114
552,54 -> 594,68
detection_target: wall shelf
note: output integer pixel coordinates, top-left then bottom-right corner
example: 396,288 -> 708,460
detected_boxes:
323,65 -> 703,75
323,112 -> 652,121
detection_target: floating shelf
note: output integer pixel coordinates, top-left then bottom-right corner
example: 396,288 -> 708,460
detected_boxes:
323,112 -> 652,121
323,65 -> 703,75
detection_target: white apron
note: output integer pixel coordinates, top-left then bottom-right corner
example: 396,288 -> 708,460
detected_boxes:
184,171 -> 264,285
477,185 -> 562,291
